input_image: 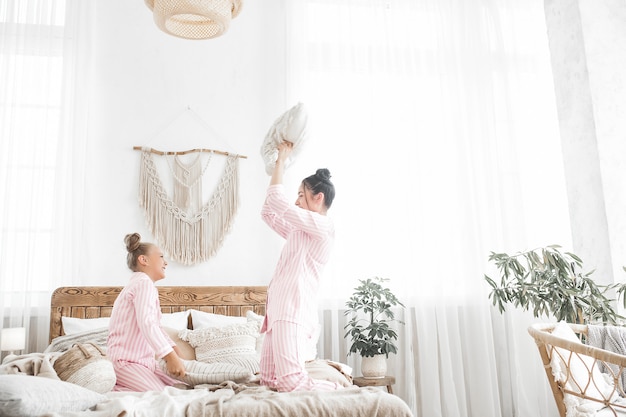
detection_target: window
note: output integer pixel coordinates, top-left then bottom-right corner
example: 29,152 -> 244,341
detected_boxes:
0,0 -> 67,293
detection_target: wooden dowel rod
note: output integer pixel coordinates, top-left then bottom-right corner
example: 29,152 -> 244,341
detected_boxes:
133,146 -> 247,159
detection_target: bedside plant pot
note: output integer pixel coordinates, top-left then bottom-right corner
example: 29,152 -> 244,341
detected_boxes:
361,354 -> 387,379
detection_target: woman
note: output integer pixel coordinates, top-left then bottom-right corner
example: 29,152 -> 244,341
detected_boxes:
107,233 -> 186,391
259,141 -> 341,392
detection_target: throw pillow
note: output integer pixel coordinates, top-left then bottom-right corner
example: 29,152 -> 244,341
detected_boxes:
550,321 -> 616,410
260,102 -> 309,175
163,327 -> 196,360
159,358 -> 252,385
179,322 -> 260,374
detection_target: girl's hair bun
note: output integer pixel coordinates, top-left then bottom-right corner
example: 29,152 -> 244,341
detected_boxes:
315,168 -> 331,181
124,233 -> 142,253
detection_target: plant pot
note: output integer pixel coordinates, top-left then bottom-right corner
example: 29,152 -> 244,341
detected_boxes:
361,354 -> 387,379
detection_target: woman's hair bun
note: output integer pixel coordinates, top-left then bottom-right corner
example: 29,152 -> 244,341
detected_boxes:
124,233 -> 142,253
315,168 -> 331,181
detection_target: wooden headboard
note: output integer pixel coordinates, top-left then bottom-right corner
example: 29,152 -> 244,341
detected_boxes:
49,286 -> 267,343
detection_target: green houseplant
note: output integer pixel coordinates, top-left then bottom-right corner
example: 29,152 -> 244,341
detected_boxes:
484,245 -> 625,324
344,277 -> 405,378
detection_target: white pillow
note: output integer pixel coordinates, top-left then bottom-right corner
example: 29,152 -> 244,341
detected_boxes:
550,321 -> 616,411
179,322 -> 260,375
246,310 -> 265,355
260,102 -> 309,175
0,374 -> 106,416
61,311 -> 190,335
159,358 -> 252,385
190,309 -> 246,329
62,316 -> 111,335
160,310 -> 190,330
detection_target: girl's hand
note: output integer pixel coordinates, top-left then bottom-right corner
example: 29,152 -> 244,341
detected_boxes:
164,351 -> 186,379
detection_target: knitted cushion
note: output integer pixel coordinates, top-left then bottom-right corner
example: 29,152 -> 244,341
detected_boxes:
179,321 -> 260,374
261,102 -> 309,175
53,343 -> 115,394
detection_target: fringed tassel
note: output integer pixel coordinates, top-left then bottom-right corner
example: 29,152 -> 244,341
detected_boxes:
139,150 -> 239,265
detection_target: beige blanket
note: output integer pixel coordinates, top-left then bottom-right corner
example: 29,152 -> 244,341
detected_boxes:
43,383 -> 413,417
0,352 -> 62,379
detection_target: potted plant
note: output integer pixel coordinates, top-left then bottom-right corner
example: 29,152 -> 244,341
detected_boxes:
344,277 -> 405,378
484,245 -> 625,324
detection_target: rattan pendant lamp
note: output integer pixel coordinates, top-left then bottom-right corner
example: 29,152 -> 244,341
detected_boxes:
145,0 -> 243,40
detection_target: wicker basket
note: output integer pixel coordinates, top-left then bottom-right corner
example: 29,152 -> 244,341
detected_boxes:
528,323 -> 626,417
53,343 -> 116,394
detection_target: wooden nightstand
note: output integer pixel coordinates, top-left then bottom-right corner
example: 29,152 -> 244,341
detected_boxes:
352,376 -> 396,394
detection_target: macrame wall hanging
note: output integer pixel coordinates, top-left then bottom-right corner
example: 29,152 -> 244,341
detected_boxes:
134,107 -> 246,265
144,0 -> 243,40
135,146 -> 245,265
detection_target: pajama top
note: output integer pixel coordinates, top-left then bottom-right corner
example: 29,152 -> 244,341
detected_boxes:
107,272 -> 175,368
261,184 -> 335,335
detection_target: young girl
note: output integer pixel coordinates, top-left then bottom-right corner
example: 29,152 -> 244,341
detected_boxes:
107,233 -> 186,391
259,141 -> 341,392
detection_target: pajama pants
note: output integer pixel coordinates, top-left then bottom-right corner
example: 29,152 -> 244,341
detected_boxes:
260,320 -> 341,392
112,359 -> 179,392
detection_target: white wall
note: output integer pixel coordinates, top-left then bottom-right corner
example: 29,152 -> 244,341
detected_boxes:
79,0 -> 290,286
68,0 -> 626,294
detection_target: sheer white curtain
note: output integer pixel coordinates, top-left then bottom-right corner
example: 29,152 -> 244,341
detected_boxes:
284,1 -> 570,416
0,0 -> 93,356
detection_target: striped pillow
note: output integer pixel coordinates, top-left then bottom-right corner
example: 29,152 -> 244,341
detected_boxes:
159,359 -> 252,385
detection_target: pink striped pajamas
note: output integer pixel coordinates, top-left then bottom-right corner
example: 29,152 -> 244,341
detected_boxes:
107,272 -> 178,392
260,184 -> 341,392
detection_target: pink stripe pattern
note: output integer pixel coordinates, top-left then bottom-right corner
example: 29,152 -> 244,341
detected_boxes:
107,272 -> 176,391
260,184 -> 340,392
261,184 -> 334,334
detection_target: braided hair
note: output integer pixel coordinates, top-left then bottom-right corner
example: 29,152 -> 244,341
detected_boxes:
302,168 -> 335,209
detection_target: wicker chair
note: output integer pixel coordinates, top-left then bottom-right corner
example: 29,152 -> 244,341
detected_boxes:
528,323 -> 626,417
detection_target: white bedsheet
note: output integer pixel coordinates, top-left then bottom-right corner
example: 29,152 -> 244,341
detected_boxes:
43,386 -> 225,417
42,382 -> 414,417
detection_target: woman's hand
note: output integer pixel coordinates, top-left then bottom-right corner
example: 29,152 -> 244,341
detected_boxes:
276,141 -> 293,165
270,141 -> 293,185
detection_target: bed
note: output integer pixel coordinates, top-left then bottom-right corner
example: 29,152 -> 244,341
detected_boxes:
528,322 -> 626,417
0,285 -> 413,417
